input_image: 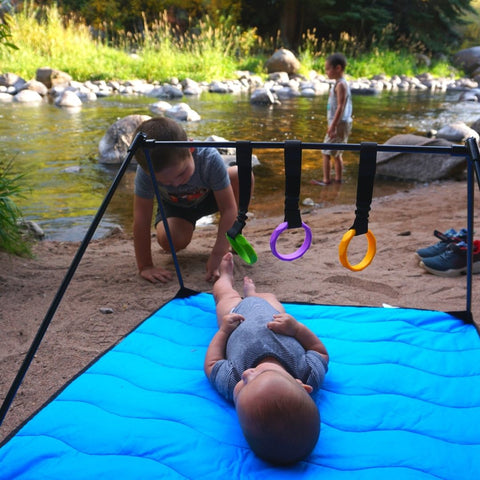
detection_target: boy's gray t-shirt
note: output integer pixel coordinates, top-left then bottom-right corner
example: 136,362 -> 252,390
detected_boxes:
134,147 -> 229,206
209,297 -> 328,402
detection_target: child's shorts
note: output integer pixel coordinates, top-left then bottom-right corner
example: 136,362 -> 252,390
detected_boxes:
155,191 -> 218,228
321,120 -> 353,156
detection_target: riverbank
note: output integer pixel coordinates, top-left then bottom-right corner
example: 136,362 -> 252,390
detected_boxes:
1,179 -> 479,442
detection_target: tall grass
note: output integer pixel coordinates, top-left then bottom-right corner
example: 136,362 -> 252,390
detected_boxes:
0,160 -> 32,256
1,2 -> 458,83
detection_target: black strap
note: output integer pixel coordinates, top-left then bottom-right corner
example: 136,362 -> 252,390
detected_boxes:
284,140 -> 303,229
351,142 -> 377,235
226,141 -> 253,238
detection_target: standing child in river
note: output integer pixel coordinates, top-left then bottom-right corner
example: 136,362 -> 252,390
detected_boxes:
319,52 -> 353,185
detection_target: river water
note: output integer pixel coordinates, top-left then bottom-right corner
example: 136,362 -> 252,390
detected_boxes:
2,89 -> 479,240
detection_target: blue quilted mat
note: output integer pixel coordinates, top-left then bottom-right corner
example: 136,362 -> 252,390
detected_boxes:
1,292 -> 480,479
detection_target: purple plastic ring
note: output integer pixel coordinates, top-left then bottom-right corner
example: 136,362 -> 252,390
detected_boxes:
270,221 -> 312,261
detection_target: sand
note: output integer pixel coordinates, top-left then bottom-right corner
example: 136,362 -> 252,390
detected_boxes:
1,179 -> 479,442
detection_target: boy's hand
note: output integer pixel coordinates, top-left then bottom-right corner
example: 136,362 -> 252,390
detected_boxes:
220,313 -> 244,335
267,313 -> 299,337
205,251 -> 224,282
140,265 -> 174,284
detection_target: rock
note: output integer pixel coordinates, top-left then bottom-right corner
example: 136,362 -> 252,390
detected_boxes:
13,89 -> 43,104
435,122 -> 479,143
55,90 -> 82,108
165,103 -> 201,122
149,100 -> 172,115
181,78 -> 202,95
98,114 -> 151,164
376,134 -> 466,182
0,73 -> 26,92
266,48 -> 300,74
147,84 -> 183,99
22,79 -> 49,96
0,92 -> 13,103
18,219 -> 45,240
250,87 -> 279,105
452,47 -> 480,76
36,67 -> 72,88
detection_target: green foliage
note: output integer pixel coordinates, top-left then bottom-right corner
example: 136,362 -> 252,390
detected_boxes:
0,15 -> 18,50
0,160 -> 32,257
0,1 -> 468,83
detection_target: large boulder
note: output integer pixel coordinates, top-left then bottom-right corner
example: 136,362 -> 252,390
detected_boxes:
376,134 -> 466,181
265,48 -> 300,74
452,47 -> 480,76
98,114 -> 151,164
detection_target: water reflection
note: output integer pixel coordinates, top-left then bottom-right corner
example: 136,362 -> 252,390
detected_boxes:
1,89 -> 478,240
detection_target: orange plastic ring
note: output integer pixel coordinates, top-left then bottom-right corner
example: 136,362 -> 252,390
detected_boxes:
339,229 -> 376,271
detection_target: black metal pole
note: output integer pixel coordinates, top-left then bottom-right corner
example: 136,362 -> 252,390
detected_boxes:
0,133 -> 144,427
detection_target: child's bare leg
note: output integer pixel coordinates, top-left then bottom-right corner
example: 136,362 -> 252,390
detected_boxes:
243,276 -> 285,313
322,154 -> 331,184
213,253 -> 242,325
334,154 -> 343,182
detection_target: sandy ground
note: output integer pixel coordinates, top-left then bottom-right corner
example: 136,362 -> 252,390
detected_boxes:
1,179 -> 479,442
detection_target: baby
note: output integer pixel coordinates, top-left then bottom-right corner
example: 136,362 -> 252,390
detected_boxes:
204,253 -> 329,464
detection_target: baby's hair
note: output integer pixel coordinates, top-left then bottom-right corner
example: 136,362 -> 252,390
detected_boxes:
238,379 -> 320,465
133,117 -> 190,173
327,52 -> 347,70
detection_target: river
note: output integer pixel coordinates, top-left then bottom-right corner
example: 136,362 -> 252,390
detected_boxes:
2,89 -> 479,240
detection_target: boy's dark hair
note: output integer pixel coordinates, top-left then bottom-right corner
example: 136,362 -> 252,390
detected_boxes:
327,52 -> 347,70
133,117 -> 190,173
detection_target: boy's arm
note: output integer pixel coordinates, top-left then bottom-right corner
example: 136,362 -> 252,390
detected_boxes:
133,194 -> 173,283
204,313 -> 244,378
205,186 -> 237,281
268,313 -> 329,363
327,81 -> 348,137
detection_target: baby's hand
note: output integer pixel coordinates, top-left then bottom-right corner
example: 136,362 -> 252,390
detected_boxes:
267,313 -> 299,337
220,313 -> 244,335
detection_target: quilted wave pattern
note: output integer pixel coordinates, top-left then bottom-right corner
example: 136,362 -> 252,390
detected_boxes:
1,292 -> 480,479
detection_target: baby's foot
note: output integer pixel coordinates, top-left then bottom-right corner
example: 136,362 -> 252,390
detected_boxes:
219,252 -> 234,283
243,276 -> 257,297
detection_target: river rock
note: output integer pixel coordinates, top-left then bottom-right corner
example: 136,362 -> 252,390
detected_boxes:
182,78 -> 202,95
22,79 -> 49,96
149,100 -> 172,115
98,114 -> 151,164
13,89 -> 43,104
376,134 -> 467,181
452,47 -> 480,76
435,122 -> 480,143
0,73 -> 26,92
55,90 -> 82,108
36,67 -> 72,88
266,48 -> 300,74
250,87 -> 279,105
204,135 -> 260,167
0,92 -> 13,103
165,103 -> 201,122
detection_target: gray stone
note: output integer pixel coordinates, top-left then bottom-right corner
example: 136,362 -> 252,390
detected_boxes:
98,114 -> 151,164
266,48 -> 300,74
13,89 -> 43,104
36,67 -> 72,88
376,134 -> 467,181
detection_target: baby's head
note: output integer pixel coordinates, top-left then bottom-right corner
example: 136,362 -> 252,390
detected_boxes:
234,362 -> 320,465
134,117 -> 190,173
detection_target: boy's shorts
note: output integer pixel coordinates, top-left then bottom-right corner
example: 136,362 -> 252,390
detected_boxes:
155,191 -> 218,228
321,120 -> 353,156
